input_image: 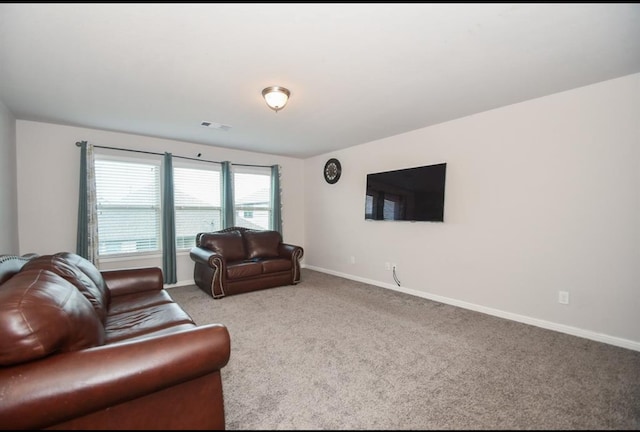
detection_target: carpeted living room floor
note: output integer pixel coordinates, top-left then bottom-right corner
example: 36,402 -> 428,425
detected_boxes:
168,269 -> 640,430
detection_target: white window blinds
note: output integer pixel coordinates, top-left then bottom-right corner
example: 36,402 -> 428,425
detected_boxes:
173,164 -> 222,249
233,165 -> 272,230
95,157 -> 161,256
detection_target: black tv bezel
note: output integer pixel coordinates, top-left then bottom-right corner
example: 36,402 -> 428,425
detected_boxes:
364,162 -> 446,222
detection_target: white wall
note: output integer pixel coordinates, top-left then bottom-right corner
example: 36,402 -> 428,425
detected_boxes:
16,121 -> 305,284
305,73 -> 640,350
12,74 -> 640,350
0,100 -> 19,254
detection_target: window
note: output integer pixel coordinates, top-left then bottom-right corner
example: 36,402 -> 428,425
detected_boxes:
93,153 -> 278,258
95,156 -> 161,256
173,163 -> 222,249
233,165 -> 273,230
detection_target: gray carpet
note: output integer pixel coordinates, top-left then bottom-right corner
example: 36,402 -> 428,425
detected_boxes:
168,269 -> 640,430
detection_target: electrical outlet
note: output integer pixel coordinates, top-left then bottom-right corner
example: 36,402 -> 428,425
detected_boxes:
392,263 -> 397,271
350,256 -> 356,264
385,262 -> 391,270
558,291 -> 569,305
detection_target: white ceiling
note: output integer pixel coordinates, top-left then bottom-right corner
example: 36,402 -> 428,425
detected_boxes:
1,3 -> 639,159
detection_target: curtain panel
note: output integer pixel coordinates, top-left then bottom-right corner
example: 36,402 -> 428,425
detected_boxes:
221,161 -> 234,228
271,164 -> 282,234
76,140 -> 99,265
162,152 -> 177,284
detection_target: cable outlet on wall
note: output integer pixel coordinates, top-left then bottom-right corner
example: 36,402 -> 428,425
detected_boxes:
350,256 -> 356,264
558,290 -> 569,305
392,263 -> 397,271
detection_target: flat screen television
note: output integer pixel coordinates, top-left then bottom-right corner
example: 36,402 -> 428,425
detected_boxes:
365,163 -> 446,222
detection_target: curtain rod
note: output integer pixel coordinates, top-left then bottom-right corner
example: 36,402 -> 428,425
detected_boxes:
75,141 -> 274,168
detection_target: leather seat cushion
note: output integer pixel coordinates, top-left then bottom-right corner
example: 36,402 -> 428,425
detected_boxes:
226,261 -> 262,279
108,289 -> 174,315
105,302 -> 195,343
261,258 -> 292,273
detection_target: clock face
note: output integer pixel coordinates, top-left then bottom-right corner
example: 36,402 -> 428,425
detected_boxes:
324,158 -> 341,184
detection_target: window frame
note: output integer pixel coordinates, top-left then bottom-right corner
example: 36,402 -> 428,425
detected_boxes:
172,159 -> 223,251
94,151 -> 163,259
92,150 -> 279,259
232,164 -> 274,231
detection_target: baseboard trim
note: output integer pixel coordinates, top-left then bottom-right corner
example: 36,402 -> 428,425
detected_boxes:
304,265 -> 640,353
165,279 -> 195,289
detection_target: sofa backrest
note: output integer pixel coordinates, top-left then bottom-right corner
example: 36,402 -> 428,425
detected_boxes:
22,255 -> 110,323
243,230 -> 282,260
197,228 -> 284,261
55,252 -> 112,306
198,230 -> 248,262
0,268 -> 105,366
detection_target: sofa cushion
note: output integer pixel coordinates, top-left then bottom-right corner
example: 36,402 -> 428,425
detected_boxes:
22,255 -> 109,323
244,230 -> 281,260
108,289 -> 175,315
261,258 -> 292,273
200,230 -> 247,262
104,302 -> 195,343
55,252 -> 112,307
0,269 -> 105,366
226,261 -> 263,279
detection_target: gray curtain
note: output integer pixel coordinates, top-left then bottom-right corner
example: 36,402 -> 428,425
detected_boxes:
271,164 -> 282,234
162,152 -> 177,284
76,140 -> 99,264
221,161 -> 234,229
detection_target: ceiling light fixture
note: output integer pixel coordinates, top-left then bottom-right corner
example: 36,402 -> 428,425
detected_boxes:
262,86 -> 290,113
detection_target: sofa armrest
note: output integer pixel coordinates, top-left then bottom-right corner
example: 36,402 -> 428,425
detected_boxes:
279,243 -> 304,283
190,246 -> 225,267
279,243 -> 303,260
102,266 -> 164,296
190,247 -> 227,298
0,324 -> 231,430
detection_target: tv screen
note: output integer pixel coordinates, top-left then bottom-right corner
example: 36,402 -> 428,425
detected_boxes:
365,163 -> 446,222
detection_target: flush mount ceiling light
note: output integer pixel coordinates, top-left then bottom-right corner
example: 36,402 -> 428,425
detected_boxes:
262,86 -> 290,113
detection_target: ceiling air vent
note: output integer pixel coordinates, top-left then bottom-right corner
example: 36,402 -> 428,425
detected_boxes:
200,121 -> 232,131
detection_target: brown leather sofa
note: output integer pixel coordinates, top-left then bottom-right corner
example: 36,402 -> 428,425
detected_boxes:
190,227 -> 304,299
0,252 -> 231,430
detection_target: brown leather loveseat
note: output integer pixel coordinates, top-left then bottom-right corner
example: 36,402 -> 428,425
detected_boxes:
0,252 -> 231,430
190,227 -> 304,299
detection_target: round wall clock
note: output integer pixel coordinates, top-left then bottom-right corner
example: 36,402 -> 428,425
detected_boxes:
324,158 -> 342,184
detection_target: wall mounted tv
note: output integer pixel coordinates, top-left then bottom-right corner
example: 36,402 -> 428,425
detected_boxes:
365,162 -> 446,222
